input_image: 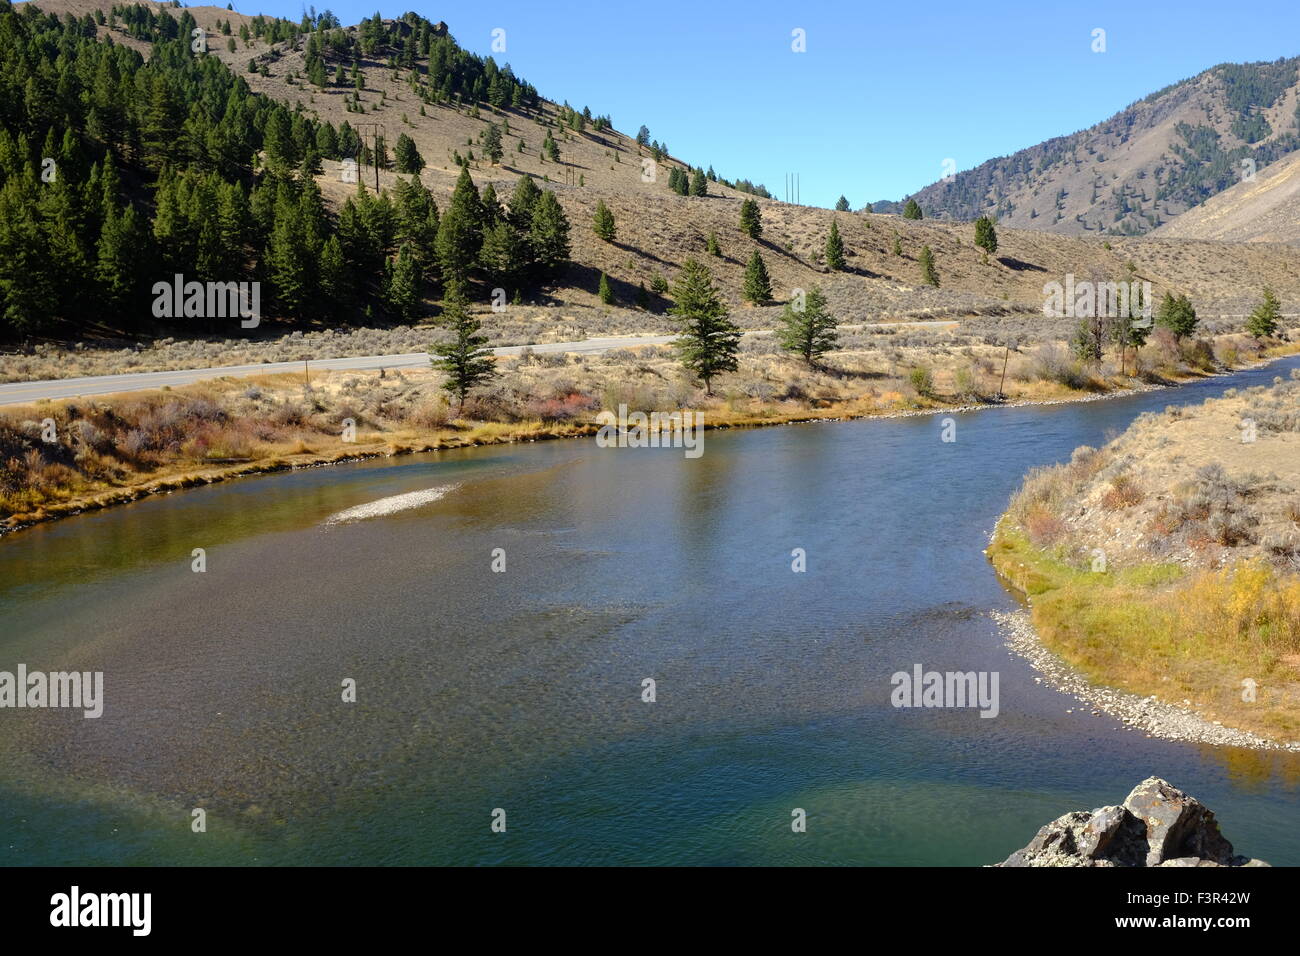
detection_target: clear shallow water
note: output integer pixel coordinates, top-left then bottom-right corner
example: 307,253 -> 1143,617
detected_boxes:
2,357 -> 1300,866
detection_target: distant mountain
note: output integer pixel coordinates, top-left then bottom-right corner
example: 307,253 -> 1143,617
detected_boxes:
1152,148 -> 1300,242
885,57 -> 1300,236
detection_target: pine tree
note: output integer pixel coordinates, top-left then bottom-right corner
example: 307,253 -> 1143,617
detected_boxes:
542,130 -> 560,162
598,272 -> 614,304
385,243 -> 423,320
671,259 -> 740,395
778,286 -> 838,364
95,203 -> 148,313
482,122 -> 504,165
592,199 -> 616,242
739,198 -> 762,239
834,195 -> 850,212
892,235 -> 902,256
528,190 -> 570,277
509,175 -> 541,231
706,231 -> 721,257
318,233 -> 350,314
436,165 -> 485,282
974,216 -> 998,258
743,249 -> 772,304
1156,291 -> 1198,341
395,133 -> 425,173
918,245 -> 939,287
431,282 -> 497,411
902,198 -> 923,220
1246,287 -> 1281,339
479,219 -> 526,286
825,219 -> 845,271
689,168 -> 707,197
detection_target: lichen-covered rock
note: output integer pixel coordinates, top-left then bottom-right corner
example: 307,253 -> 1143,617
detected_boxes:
997,777 -> 1269,867
1123,776 -> 1240,866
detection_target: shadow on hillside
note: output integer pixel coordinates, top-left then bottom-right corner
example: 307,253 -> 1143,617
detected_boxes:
607,240 -> 675,268
998,256 -> 1047,272
565,263 -> 670,314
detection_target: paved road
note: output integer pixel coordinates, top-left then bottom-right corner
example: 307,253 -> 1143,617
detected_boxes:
0,322 -> 958,406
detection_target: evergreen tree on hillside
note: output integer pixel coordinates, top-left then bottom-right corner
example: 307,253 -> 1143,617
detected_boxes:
395,133 -> 425,173
974,216 -> 998,257
903,198 -> 923,220
480,219 -> 528,286
706,231 -> 721,257
835,195 -> 850,212
739,198 -> 762,239
689,168 -> 707,197
436,166 -> 485,282
592,199 -> 616,242
825,219 -> 845,271
528,190 -> 570,278
598,272 -> 614,304
509,175 -> 542,231
482,122 -> 504,165
385,243 -> 423,320
671,258 -> 741,395
743,250 -> 772,305
918,245 -> 939,287
778,286 -> 838,364
1246,286 -> 1281,339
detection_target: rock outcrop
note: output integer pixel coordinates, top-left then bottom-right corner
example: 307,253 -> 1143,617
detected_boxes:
998,778 -> 1270,867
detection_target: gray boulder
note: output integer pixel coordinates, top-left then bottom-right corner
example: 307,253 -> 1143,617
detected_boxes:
998,777 -> 1269,867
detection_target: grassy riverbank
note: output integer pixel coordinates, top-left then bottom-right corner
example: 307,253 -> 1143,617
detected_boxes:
3,331 -> 1298,535
988,370 -> 1300,745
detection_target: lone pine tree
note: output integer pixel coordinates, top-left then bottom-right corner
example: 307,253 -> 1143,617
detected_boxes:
743,249 -> 773,304
974,216 -> 998,258
592,199 -> 616,242
739,198 -> 762,239
778,286 -> 838,365
825,220 -> 845,271
431,282 -> 497,411
1246,286 -> 1281,339
671,258 -> 741,395
918,245 -> 939,287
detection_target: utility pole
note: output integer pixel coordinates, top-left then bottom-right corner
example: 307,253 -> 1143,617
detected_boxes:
356,122 -> 385,192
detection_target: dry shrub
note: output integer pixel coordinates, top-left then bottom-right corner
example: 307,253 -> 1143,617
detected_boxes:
1101,473 -> 1145,511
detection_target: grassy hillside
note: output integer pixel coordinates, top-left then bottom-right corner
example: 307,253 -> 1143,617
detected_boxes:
5,0 -> 1300,348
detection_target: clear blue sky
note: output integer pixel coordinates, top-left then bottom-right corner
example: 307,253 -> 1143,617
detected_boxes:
226,0 -> 1300,209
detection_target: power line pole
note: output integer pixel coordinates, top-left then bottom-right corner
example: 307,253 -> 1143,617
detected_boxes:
356,122 -> 385,193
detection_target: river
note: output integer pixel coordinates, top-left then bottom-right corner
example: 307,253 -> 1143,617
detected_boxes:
2,356 -> 1299,866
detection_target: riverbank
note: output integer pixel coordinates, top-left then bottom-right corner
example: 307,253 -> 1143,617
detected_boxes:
4,333 -> 1299,537
988,369 -> 1300,749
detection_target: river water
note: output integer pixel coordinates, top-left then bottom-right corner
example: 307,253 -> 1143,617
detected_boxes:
2,357 -> 1299,866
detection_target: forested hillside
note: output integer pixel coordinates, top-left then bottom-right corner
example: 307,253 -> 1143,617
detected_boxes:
0,3 -> 580,337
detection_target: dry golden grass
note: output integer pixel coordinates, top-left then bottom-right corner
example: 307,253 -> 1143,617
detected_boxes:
989,527 -> 1300,743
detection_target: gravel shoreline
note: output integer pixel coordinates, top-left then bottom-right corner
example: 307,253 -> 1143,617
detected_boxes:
991,608 -> 1300,752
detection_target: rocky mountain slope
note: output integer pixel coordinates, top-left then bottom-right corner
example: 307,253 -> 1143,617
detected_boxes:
893,57 -> 1300,237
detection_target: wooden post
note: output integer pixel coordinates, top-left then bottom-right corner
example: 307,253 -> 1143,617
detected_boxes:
998,346 -> 1010,400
